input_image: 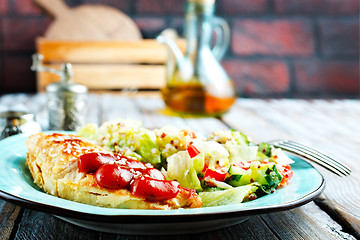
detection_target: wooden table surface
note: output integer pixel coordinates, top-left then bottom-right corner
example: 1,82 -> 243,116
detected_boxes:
0,93 -> 359,240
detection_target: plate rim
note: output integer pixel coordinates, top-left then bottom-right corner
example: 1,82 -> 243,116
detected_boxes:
0,132 -> 326,224
0,178 -> 325,223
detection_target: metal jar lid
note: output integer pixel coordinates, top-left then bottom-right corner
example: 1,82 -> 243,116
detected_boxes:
46,64 -> 88,94
0,111 -> 42,140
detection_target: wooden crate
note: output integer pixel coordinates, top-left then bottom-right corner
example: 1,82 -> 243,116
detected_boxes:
35,38 -> 185,92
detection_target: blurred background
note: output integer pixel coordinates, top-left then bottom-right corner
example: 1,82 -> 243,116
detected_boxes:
0,0 -> 359,98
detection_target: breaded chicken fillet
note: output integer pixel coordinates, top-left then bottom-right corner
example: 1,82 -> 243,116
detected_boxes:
26,133 -> 202,210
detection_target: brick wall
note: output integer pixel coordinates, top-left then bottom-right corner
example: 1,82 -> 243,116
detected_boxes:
0,0 -> 359,97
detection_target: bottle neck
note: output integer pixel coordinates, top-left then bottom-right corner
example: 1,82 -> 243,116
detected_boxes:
184,2 -> 214,55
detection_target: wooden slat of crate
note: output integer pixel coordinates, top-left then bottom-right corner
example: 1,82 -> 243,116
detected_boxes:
36,38 -> 171,64
36,38 -> 186,92
37,64 -> 165,91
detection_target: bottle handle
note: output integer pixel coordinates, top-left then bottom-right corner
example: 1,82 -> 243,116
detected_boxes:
211,17 -> 230,61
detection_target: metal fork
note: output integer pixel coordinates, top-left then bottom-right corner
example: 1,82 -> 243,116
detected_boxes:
267,140 -> 352,177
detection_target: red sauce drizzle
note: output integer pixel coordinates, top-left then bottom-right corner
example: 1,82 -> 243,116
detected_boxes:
78,152 -> 180,201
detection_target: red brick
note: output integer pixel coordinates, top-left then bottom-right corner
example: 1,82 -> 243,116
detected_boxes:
0,55 -> 3,93
319,19 -> 359,58
0,0 -> 9,14
222,60 -> 290,95
294,60 -> 360,94
134,17 -> 166,38
3,54 -> 36,93
14,0 -> 43,15
219,0 -> 267,14
2,17 -> 49,51
136,0 -> 185,15
275,0 -> 359,15
232,20 -> 314,56
0,17 -> 3,51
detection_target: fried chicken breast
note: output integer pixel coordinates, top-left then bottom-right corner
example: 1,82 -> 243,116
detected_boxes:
26,133 -> 202,210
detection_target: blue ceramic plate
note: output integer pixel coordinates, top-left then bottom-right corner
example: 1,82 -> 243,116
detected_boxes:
0,132 -> 325,235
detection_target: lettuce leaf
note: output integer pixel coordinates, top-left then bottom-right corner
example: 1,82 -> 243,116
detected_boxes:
199,184 -> 257,207
78,119 -> 161,165
225,143 -> 258,164
131,131 -> 161,165
193,140 -> 229,169
166,151 -> 203,190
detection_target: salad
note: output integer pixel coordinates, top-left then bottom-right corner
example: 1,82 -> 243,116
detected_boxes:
77,119 -> 294,207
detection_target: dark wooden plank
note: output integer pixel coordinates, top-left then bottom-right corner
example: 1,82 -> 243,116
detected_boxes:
13,209 -> 99,240
132,98 -> 346,239
261,203 -> 355,240
1,95 -> 359,239
133,97 -> 358,239
0,200 -> 22,240
222,99 -> 360,238
264,100 -> 360,236
99,216 -> 278,240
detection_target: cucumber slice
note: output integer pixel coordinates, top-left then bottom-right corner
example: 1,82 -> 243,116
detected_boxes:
258,143 -> 272,157
226,162 -> 282,192
228,165 -> 247,175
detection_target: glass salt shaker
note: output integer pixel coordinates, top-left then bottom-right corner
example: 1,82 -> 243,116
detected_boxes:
31,54 -> 88,131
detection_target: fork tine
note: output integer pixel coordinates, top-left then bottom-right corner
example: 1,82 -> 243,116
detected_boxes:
285,140 -> 352,174
270,141 -> 350,177
269,139 -> 352,174
274,143 -> 347,176
272,143 -> 347,176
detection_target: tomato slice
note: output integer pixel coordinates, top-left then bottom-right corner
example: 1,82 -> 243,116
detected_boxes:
80,152 -> 180,201
186,143 -> 200,158
95,163 -> 134,189
203,168 -> 227,182
141,168 -> 166,180
201,162 -> 209,172
78,152 -> 117,173
130,177 -> 180,201
121,158 -> 147,170
278,164 -> 294,186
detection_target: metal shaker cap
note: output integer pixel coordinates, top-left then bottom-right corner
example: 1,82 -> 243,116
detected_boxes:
0,111 -> 34,125
46,64 -> 88,94
0,111 -> 42,140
